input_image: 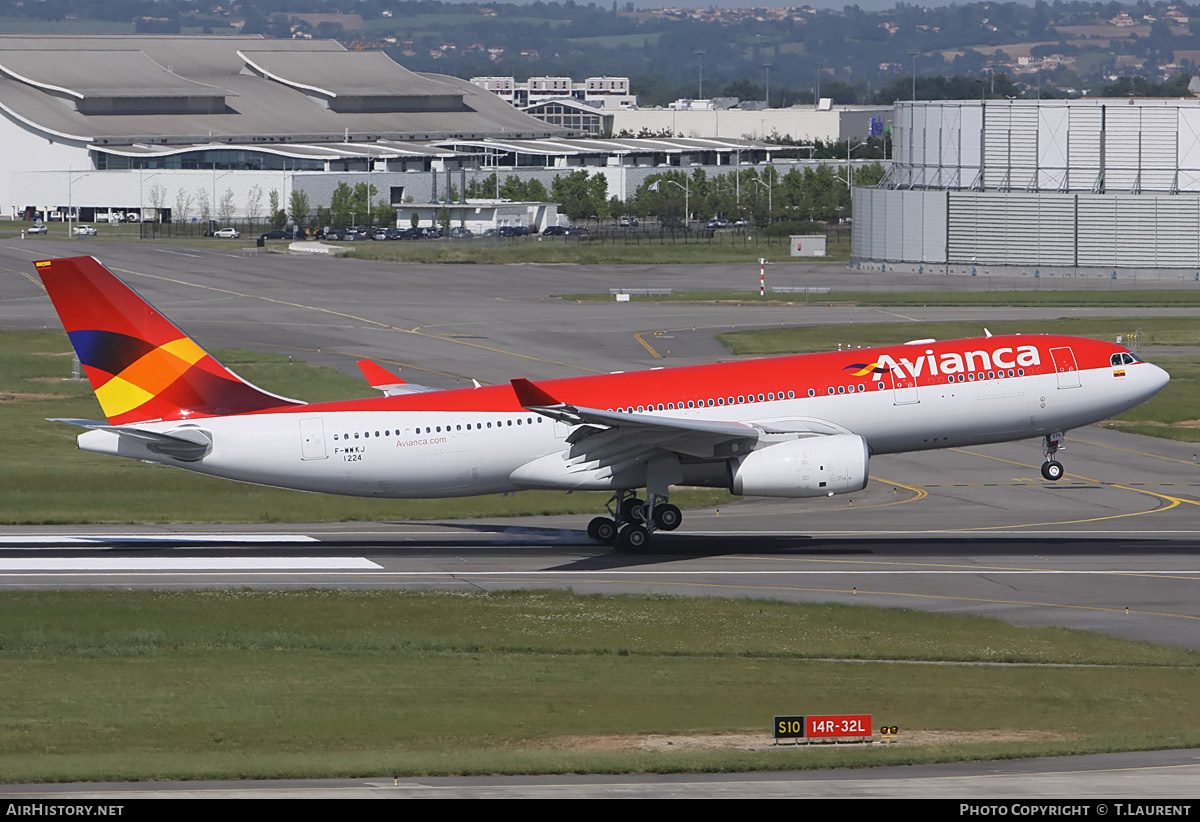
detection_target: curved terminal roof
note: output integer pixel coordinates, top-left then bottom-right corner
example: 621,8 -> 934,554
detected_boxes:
0,35 -> 564,145
239,49 -> 459,102
0,49 -> 228,102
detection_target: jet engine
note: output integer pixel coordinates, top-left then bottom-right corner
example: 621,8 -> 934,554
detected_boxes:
728,434 -> 869,497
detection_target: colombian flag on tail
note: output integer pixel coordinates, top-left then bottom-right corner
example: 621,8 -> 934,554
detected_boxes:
35,256 -> 303,425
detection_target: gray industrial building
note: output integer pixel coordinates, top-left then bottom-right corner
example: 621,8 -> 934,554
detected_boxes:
853,99 -> 1200,272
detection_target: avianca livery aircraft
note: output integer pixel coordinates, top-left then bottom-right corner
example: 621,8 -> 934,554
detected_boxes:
37,255 -> 1169,551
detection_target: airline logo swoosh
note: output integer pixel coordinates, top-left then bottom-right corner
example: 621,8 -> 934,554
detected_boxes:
844,362 -> 892,377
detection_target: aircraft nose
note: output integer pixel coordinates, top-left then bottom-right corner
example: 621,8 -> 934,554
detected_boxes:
1146,362 -> 1170,396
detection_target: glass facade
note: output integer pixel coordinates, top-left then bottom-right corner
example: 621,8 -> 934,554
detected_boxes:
95,149 -> 325,171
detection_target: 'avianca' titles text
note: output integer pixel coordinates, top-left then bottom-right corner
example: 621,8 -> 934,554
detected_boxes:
877,344 -> 1042,380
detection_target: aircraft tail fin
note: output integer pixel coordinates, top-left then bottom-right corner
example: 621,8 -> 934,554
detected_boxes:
35,256 -> 304,425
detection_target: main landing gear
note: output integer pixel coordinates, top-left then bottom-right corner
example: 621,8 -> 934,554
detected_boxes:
1041,432 -> 1066,481
587,489 -> 682,552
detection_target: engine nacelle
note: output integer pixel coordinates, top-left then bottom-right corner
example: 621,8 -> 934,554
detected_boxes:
728,434 -> 870,498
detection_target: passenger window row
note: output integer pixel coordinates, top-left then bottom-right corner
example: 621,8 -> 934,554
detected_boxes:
332,417 -> 543,441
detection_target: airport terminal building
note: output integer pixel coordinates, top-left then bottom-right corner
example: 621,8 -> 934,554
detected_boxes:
0,35 -> 791,227
853,98 -> 1200,272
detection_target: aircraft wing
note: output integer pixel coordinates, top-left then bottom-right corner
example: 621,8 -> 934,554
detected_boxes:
509,379 -> 836,491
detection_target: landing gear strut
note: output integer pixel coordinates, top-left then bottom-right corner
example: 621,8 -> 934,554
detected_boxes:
1040,432 -> 1066,481
586,489 -> 683,552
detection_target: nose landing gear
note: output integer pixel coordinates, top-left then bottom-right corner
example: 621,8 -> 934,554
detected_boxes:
1040,432 -> 1066,481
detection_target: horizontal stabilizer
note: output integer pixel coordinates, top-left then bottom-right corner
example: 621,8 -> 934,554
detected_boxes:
50,418 -> 212,461
356,359 -> 437,396
511,378 -> 563,408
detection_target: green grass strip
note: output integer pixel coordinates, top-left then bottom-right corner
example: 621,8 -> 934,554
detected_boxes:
561,289 -> 1200,306
2,590 -> 1198,782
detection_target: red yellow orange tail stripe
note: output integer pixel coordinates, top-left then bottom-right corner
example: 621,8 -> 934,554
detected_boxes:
36,256 -> 303,424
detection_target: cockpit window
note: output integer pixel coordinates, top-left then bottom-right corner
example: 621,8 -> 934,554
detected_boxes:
1112,352 -> 1141,366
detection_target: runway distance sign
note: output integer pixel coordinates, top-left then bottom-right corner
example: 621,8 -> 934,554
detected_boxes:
774,714 -> 873,740
808,714 -> 872,738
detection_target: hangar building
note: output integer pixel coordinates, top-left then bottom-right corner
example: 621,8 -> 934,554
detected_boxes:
853,99 -> 1200,271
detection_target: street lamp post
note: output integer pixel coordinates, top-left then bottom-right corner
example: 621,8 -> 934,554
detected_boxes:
695,49 -> 705,100
657,178 -> 690,227
67,168 -> 89,239
763,62 -> 772,109
844,141 -> 868,189
815,61 -> 823,109
138,168 -> 163,240
750,175 -> 771,215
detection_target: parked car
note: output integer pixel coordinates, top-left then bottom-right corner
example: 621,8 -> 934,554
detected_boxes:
564,226 -> 590,236
26,223 -> 47,235
542,225 -> 567,236
448,226 -> 474,239
618,216 -> 639,227
259,229 -> 288,240
72,224 -> 97,236
213,227 -> 240,239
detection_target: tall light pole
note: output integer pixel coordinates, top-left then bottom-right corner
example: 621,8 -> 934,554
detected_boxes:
844,141 -> 868,189
909,50 -> 920,101
67,168 -> 89,239
695,49 -> 705,100
657,178 -> 689,227
139,168 -> 162,240
763,62 -> 772,109
815,61 -> 823,109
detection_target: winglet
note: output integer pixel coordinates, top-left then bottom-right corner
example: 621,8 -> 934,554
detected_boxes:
357,359 -> 407,388
511,378 -> 562,408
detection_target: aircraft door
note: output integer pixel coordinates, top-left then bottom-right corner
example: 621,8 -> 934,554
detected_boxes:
1050,347 -> 1081,389
299,416 -> 328,460
890,369 -> 919,405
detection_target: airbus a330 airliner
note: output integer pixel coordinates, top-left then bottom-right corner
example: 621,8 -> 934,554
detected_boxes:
37,255 -> 1169,551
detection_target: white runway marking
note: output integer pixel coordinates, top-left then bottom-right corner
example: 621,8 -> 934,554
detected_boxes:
0,568 -> 1195,576
0,558 -> 381,571
0,535 -> 320,545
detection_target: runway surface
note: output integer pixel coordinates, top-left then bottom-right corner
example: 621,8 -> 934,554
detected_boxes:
2,240 -> 1198,798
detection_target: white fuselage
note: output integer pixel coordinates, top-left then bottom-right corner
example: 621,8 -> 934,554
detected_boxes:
76,359 -> 1169,499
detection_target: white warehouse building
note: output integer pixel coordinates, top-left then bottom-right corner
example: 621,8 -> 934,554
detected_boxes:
853,98 -> 1200,271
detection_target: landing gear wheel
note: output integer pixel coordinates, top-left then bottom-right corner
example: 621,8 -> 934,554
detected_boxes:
1041,460 -> 1065,481
652,503 -> 682,531
619,497 -> 646,523
616,524 -> 650,552
588,516 -> 618,543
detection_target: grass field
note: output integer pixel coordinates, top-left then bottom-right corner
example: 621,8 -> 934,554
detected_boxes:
716,317 -> 1195,355
560,289 -> 1200,307
0,330 -> 729,523
340,235 -> 841,265
10,224 -> 850,265
2,589 -> 1198,782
